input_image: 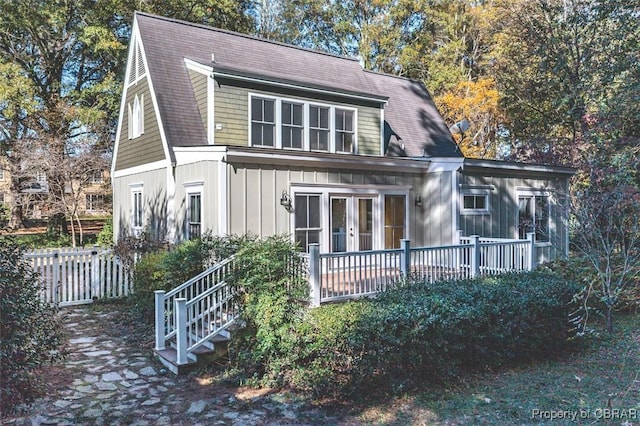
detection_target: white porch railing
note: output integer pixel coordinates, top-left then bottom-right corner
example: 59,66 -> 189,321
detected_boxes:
308,233 -> 537,305
154,255 -> 238,365
24,247 -> 131,307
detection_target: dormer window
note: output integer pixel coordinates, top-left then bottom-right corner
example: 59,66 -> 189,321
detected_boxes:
248,94 -> 357,153
128,94 -> 145,139
251,97 -> 275,147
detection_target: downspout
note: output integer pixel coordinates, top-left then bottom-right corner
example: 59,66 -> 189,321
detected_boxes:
166,160 -> 177,243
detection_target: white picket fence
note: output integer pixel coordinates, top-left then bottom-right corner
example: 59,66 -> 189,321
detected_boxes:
24,247 -> 132,307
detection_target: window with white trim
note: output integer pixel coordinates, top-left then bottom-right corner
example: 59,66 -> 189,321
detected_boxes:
518,193 -> 550,242
461,189 -> 490,215
35,170 -> 47,184
128,94 -> 144,139
282,101 -> 304,149
309,105 -> 330,151
248,94 -> 357,153
251,97 -> 275,147
186,192 -> 202,240
85,194 -> 104,212
335,109 -> 354,153
0,168 -> 4,181
294,194 -> 321,252
131,186 -> 143,233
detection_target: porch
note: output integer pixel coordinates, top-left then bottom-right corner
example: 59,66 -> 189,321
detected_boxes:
153,232 -> 538,372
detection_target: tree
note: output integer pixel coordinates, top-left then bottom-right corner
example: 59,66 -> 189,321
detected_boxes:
492,0 -> 640,167
571,165 -> 640,333
0,236 -> 65,415
0,0 -> 256,232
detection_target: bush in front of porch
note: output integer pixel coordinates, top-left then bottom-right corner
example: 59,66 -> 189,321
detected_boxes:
267,272 -> 583,398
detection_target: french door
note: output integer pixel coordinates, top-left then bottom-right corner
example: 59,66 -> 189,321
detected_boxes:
330,196 -> 374,252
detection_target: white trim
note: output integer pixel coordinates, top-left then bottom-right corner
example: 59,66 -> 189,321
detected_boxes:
516,188 -> 552,244
166,165 -> 176,243
429,157 -> 465,172
460,188 -> 490,216
208,71 -> 215,145
218,156 -> 228,234
380,107 -> 385,155
184,58 -> 213,74
174,147 -> 226,165
184,183 -> 204,240
212,70 -> 388,104
247,93 -> 359,154
130,183 -> 144,236
290,184 -> 410,252
112,160 -> 169,178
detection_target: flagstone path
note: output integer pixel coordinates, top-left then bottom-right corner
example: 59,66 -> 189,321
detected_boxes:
3,304 -> 342,425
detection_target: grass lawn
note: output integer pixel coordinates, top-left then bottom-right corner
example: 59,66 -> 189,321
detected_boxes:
338,313 -> 639,425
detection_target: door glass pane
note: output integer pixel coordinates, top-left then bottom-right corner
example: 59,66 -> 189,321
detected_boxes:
384,195 -> 405,249
358,198 -> 373,251
331,198 -> 347,252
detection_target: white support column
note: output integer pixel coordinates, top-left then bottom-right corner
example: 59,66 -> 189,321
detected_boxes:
154,290 -> 166,351
176,298 -> 188,364
455,230 -> 464,245
309,244 -> 321,307
470,235 -> 480,278
400,239 -> 411,276
527,232 -> 537,271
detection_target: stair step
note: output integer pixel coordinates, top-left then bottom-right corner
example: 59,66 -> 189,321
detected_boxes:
156,333 -> 232,375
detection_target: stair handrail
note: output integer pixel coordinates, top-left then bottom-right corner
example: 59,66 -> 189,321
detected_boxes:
155,254 -> 237,352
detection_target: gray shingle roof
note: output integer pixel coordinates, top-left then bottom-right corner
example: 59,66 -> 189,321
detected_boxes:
135,12 -> 461,158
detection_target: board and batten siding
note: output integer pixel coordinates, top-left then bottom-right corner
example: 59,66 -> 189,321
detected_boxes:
225,162 -> 425,245
173,161 -> 218,239
188,69 -> 208,134
112,168 -> 168,240
115,77 -> 165,171
421,171 -> 455,246
458,172 -> 569,262
213,78 -> 382,154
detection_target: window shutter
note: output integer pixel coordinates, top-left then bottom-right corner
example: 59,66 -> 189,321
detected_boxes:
140,94 -> 144,134
127,103 -> 133,139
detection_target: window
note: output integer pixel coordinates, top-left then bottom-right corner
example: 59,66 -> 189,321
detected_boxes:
251,97 -> 275,147
335,109 -> 354,153
282,101 -> 304,149
248,95 -> 357,153
0,168 -> 4,181
384,195 -> 405,249
518,194 -> 550,242
294,194 -> 321,252
85,194 -> 104,212
131,187 -> 143,231
35,170 -> 47,184
186,192 -> 202,240
461,190 -> 490,214
309,105 -> 330,151
128,94 -> 145,139
89,172 -> 103,184
0,192 -> 4,205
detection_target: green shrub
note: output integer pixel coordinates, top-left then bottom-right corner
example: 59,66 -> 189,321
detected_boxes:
96,218 -> 113,247
0,236 -> 65,416
228,235 -> 309,385
258,271 -> 582,398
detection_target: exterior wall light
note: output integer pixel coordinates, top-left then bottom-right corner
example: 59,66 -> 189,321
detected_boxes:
415,195 -> 423,208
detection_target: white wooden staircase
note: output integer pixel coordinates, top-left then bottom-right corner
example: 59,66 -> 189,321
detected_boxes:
153,256 -> 240,374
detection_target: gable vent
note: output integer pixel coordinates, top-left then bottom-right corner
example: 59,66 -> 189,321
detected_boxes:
128,38 -> 146,85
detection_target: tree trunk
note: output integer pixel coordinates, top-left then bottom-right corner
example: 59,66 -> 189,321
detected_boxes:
605,306 -> 614,334
75,213 -> 84,247
9,200 -> 24,229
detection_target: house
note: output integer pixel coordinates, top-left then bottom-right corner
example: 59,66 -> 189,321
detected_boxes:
0,160 -> 111,220
111,12 -> 574,263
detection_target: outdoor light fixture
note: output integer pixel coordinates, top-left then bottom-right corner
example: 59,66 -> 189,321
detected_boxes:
280,190 -> 293,212
449,119 -> 470,150
415,195 -> 423,208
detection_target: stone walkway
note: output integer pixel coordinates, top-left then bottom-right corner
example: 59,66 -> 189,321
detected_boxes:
4,305 -> 343,425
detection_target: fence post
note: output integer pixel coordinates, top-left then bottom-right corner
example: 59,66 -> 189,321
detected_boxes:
400,239 -> 411,276
309,244 -> 321,307
470,235 -> 480,278
91,246 -> 100,300
527,232 -> 537,271
154,290 -> 166,351
53,250 -> 61,304
175,298 -> 188,365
